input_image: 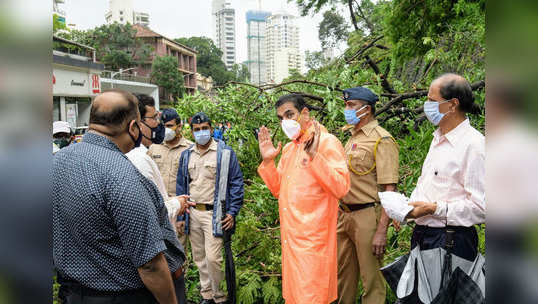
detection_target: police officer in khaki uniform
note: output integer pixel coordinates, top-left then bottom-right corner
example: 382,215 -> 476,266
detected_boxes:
176,112 -> 244,304
148,108 -> 193,248
337,86 -> 399,304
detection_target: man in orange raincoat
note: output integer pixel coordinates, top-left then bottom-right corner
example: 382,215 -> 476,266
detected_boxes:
257,94 -> 350,304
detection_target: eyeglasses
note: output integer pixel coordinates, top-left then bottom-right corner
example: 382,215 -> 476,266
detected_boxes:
143,114 -> 159,122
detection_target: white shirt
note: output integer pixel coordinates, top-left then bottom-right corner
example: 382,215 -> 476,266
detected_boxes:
410,119 -> 485,227
127,145 -> 182,231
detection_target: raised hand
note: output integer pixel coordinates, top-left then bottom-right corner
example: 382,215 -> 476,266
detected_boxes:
258,126 -> 282,163
304,121 -> 321,159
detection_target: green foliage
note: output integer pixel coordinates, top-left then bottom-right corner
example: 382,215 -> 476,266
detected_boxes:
231,63 -> 251,82
305,50 -> 327,71
294,0 -> 334,16
65,23 -> 153,70
151,56 -> 185,100
384,0 -> 485,65
319,9 -> 349,49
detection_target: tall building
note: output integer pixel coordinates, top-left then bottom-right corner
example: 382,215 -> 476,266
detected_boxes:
53,0 -> 67,26
246,10 -> 271,85
105,0 -> 150,27
212,0 -> 236,70
266,11 -> 302,83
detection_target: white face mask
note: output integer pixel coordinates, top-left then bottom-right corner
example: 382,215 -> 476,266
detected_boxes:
281,119 -> 301,140
164,127 -> 176,142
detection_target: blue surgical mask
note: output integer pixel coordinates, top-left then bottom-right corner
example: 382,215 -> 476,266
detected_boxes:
344,105 -> 368,125
424,101 -> 448,126
194,129 -> 211,145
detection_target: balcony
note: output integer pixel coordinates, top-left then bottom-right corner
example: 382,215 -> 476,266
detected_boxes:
101,70 -> 151,84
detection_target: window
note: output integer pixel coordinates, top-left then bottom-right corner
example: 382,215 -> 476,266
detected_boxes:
120,17 -> 123,22
119,10 -> 123,15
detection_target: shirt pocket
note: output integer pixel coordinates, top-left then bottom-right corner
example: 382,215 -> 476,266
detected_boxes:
432,161 -> 460,193
348,148 -> 374,173
203,160 -> 217,180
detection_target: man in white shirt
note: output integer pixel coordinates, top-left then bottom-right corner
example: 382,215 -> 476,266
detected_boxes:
126,94 -> 195,304
402,73 -> 485,302
406,73 -> 485,257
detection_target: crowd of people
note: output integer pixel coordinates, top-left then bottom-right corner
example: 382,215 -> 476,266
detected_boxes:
53,72 -> 485,304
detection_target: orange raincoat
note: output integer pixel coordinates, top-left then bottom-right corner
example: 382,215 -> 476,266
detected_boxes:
258,123 -> 350,304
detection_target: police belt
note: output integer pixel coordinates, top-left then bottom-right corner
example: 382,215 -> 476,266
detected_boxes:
194,203 -> 214,211
339,202 -> 377,212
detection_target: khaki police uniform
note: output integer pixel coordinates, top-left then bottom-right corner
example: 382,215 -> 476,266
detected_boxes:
337,119 -> 399,304
187,139 -> 227,303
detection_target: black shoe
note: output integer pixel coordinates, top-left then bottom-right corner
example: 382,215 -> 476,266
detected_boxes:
200,299 -> 215,304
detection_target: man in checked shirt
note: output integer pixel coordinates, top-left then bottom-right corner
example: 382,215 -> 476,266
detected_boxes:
406,73 -> 485,269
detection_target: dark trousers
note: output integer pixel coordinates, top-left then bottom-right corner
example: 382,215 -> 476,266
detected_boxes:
411,225 -> 478,261
59,274 -> 186,304
397,225 -> 479,304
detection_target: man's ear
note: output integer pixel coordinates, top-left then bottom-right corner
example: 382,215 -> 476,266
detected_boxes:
449,98 -> 460,113
128,120 -> 138,136
301,107 -> 310,118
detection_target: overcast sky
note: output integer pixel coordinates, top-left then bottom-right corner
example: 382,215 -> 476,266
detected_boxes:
61,0 -> 349,66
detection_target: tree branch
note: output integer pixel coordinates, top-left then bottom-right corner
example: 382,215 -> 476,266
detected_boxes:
354,0 -> 375,33
347,0 -> 359,31
365,54 -> 397,94
261,79 -> 343,92
375,80 -> 485,116
346,35 -> 384,64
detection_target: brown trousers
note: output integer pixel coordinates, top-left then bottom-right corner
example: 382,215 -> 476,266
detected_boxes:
337,204 -> 386,304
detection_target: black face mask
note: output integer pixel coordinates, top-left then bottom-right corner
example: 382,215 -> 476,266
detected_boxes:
141,121 -> 165,145
128,122 -> 143,148
53,138 -> 71,149
151,122 -> 165,144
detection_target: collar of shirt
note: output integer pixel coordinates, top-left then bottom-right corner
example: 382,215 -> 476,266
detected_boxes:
433,118 -> 470,147
132,144 -> 148,154
83,132 -> 123,154
191,138 -> 217,154
350,119 -> 379,137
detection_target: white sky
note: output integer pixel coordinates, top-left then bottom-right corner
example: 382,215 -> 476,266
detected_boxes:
61,0 -> 349,66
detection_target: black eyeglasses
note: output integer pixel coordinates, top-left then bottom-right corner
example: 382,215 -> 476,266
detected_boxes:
143,114 -> 159,121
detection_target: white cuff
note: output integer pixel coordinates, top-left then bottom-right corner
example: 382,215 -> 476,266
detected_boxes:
433,201 -> 448,218
165,197 -> 181,218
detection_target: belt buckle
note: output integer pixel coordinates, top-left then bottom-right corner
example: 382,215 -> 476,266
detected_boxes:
195,204 -> 204,211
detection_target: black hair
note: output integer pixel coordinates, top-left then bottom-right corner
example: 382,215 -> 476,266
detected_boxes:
437,73 -> 481,115
134,93 -> 155,119
275,94 -> 307,112
89,89 -> 139,132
